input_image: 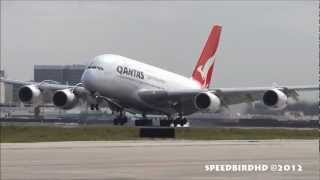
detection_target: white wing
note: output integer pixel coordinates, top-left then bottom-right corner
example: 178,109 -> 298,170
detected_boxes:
0,78 -> 74,91
138,85 -> 318,115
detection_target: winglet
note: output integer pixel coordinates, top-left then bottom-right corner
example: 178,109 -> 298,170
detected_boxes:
192,25 -> 222,89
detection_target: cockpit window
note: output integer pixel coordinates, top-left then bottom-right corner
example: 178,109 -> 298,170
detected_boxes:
87,66 -> 104,71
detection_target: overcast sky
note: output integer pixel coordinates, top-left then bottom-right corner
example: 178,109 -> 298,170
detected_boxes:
0,1 -> 318,101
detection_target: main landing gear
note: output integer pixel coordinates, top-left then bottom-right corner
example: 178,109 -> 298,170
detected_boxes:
110,110 -> 189,127
159,114 -> 189,127
172,117 -> 189,127
113,111 -> 128,125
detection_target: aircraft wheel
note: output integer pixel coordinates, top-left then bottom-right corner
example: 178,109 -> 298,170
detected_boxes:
181,117 -> 188,126
95,104 -> 99,111
120,116 -> 128,125
172,117 -> 188,127
173,118 -> 181,127
113,118 -> 118,125
113,116 -> 127,125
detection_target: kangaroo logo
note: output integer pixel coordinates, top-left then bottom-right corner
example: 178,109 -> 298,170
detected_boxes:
196,55 -> 216,81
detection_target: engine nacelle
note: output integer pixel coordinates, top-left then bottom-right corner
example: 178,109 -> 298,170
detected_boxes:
18,85 -> 41,103
52,89 -> 78,110
262,89 -> 288,110
194,92 -> 221,112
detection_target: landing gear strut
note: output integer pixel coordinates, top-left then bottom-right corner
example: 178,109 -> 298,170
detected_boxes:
34,106 -> 41,119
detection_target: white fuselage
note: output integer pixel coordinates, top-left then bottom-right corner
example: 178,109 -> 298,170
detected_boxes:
81,54 -> 201,115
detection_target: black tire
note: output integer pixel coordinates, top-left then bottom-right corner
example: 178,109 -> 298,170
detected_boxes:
95,104 -> 99,111
113,118 -> 119,125
173,118 -> 182,127
120,117 -> 128,125
181,118 -> 187,126
113,116 -> 128,125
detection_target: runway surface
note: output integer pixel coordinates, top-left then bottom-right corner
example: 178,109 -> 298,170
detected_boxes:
1,140 -> 318,180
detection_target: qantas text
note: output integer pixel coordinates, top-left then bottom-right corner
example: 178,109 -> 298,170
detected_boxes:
116,66 -> 145,80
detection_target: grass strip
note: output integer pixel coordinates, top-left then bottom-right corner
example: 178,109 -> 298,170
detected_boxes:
0,125 -> 318,143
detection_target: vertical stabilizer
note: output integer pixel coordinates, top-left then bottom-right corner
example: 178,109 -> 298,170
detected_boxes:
192,25 -> 222,89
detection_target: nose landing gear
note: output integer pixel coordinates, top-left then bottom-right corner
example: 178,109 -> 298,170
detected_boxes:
90,104 -> 100,111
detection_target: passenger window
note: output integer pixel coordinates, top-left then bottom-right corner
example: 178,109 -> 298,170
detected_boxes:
88,65 -> 103,71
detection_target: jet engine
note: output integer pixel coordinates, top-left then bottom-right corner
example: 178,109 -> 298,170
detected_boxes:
18,85 -> 41,103
194,92 -> 221,112
52,89 -> 78,110
262,89 -> 288,110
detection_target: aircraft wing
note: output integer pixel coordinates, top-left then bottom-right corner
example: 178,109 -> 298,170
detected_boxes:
0,78 -> 120,109
138,85 -> 318,114
209,85 -> 318,106
0,78 -> 74,91
0,78 -> 81,104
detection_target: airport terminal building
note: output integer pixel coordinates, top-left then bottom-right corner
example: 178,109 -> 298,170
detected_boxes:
0,70 -> 14,105
34,64 -> 85,85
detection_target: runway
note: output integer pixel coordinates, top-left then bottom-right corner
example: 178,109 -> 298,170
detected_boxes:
1,140 -> 318,180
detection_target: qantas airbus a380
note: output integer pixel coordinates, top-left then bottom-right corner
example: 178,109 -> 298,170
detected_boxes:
1,25 -> 318,126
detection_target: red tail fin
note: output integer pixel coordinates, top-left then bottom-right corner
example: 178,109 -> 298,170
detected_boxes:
192,25 -> 222,89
